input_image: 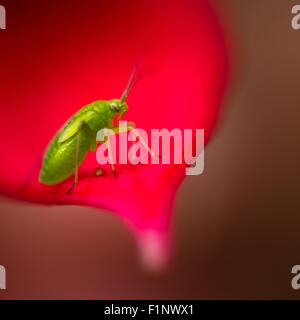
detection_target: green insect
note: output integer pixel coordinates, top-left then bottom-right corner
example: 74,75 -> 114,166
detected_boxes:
39,66 -> 154,194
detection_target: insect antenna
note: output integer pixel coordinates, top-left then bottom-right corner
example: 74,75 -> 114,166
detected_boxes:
126,74 -> 142,98
120,64 -> 138,103
120,47 -> 146,103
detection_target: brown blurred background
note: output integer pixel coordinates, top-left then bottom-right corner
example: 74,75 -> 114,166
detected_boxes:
1,0 -> 300,299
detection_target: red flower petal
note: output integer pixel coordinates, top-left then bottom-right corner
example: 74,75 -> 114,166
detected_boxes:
0,0 -> 229,269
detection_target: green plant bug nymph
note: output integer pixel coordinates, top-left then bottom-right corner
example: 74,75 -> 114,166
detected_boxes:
39,66 -> 154,194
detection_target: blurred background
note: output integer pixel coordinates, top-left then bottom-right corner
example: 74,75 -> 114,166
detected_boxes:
1,0 -> 300,299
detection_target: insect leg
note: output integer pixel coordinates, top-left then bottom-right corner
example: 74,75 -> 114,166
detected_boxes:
131,128 -> 155,158
106,135 -> 117,178
112,122 -> 157,158
68,128 -> 81,195
96,129 -> 118,178
68,121 -> 96,195
131,138 -> 137,163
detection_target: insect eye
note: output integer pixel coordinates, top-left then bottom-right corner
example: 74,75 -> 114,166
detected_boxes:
110,103 -> 120,112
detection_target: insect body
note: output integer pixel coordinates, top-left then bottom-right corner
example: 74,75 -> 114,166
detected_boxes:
39,67 -> 154,194
39,99 -> 127,185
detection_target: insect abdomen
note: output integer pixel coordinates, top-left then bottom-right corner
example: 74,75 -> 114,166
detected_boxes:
39,133 -> 89,185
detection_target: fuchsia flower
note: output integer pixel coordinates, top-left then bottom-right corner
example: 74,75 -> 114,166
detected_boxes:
0,0 -> 229,270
